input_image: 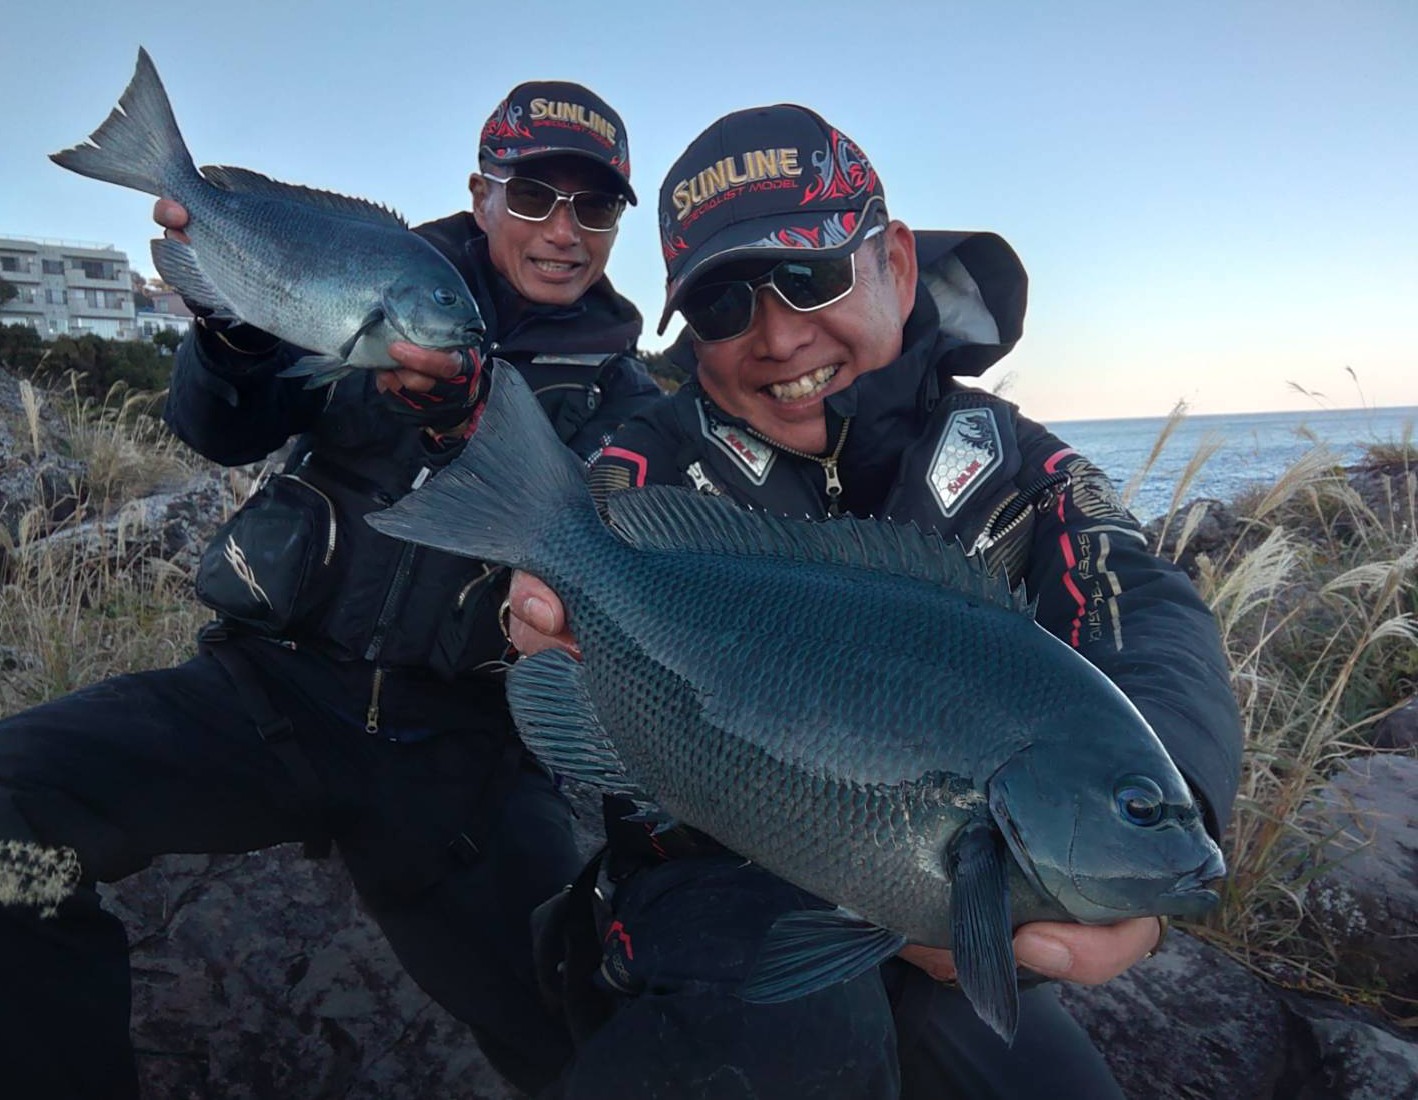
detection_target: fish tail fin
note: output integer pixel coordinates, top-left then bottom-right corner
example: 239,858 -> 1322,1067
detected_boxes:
50,48 -> 199,198
366,365 -> 600,573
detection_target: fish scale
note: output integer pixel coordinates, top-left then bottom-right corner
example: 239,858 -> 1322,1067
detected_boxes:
368,369 -> 1228,1043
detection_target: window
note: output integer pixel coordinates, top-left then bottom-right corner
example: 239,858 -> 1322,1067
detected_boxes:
0,256 -> 18,272
45,288 -> 67,305
42,259 -> 66,275
77,259 -> 119,280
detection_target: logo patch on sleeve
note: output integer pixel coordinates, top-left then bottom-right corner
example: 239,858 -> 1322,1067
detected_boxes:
698,401 -> 776,485
928,408 -> 1003,517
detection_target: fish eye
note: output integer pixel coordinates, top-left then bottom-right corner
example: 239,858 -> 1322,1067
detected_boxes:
432,287 -> 459,307
1114,776 -> 1165,827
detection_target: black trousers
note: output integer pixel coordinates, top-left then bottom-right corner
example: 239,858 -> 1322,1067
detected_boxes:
0,635 -> 581,1099
544,855 -> 1125,1100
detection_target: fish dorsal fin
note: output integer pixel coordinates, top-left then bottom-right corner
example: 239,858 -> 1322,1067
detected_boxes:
607,486 -> 1028,614
201,165 -> 408,228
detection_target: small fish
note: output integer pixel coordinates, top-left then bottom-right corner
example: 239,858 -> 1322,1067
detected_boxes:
51,49 -> 484,388
368,371 -> 1226,1043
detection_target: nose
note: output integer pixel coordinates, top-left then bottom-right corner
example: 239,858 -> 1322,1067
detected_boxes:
749,287 -> 815,360
543,199 -> 582,245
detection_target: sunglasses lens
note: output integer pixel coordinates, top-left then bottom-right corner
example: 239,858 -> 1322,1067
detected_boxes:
682,254 -> 859,341
773,257 -> 855,309
682,281 -> 757,342
573,195 -> 624,230
500,177 -> 624,231
503,177 -> 558,219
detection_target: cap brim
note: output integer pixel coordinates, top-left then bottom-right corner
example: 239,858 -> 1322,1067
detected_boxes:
657,196 -> 882,334
480,145 -> 636,205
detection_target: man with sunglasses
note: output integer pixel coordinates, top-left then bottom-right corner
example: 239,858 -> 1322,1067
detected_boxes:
0,81 -> 661,1098
508,105 -> 1241,1099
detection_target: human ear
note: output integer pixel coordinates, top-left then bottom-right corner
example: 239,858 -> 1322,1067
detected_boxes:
885,221 -> 918,321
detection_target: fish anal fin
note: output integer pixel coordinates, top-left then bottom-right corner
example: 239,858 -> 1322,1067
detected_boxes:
947,821 -> 1019,1044
150,238 -> 238,319
740,907 -> 906,1004
508,650 -> 650,801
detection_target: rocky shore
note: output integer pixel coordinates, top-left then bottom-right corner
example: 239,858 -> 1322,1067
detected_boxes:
3,365 -> 1415,1098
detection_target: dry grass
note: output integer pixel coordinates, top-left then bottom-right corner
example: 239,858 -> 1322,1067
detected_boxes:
1154,422 -> 1418,1012
0,375 -> 213,714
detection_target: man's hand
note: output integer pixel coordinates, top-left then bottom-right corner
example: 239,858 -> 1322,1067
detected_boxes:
505,570 -> 579,658
377,342 -> 465,397
153,197 -> 190,242
899,915 -> 1164,986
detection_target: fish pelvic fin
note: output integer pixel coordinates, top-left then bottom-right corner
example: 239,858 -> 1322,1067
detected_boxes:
50,47 -> 200,199
948,821 -> 1020,1044
740,907 -> 906,1004
507,650 -> 649,799
608,488 -> 1027,614
278,356 -> 351,390
366,367 -> 600,575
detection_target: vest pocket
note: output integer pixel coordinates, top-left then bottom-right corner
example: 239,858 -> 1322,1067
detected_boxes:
195,473 -> 339,635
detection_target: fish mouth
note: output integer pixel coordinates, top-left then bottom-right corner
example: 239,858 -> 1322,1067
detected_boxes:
1156,849 -> 1227,917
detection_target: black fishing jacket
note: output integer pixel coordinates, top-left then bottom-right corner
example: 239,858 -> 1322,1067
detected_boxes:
164,211 -> 662,718
592,231 -> 1242,852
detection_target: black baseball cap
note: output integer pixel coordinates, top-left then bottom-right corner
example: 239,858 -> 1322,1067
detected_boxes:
657,104 -> 886,334
480,80 -> 636,203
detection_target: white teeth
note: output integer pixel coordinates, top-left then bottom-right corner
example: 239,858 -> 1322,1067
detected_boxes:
767,365 -> 838,401
533,259 -> 577,273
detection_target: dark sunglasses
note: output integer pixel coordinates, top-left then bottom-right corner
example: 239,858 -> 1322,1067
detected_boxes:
482,173 -> 626,232
680,226 -> 885,343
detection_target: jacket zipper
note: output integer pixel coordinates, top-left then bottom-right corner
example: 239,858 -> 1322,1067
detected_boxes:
970,471 -> 1073,556
739,417 -> 852,516
365,665 -> 384,735
285,475 -> 338,565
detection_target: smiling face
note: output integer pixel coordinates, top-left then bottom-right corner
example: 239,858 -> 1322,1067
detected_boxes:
471,154 -> 623,307
691,221 -> 918,453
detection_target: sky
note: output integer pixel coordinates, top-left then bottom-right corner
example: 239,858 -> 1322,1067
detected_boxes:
2,0 -> 1414,422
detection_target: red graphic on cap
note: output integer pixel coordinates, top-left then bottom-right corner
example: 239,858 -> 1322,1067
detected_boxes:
481,99 -> 533,143
763,224 -> 824,249
801,130 -> 877,205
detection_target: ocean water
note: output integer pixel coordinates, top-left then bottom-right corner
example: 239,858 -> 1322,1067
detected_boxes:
1046,405 -> 1418,523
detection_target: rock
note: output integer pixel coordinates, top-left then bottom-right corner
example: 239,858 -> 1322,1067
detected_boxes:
1302,754 -> 1418,1008
1373,698 -> 1418,751
107,847 -> 520,1100
1062,931 -> 1418,1099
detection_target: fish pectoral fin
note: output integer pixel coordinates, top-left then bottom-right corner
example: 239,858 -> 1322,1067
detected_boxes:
150,239 -> 239,321
947,821 -> 1020,1044
739,907 -> 906,1004
278,355 -> 350,390
507,650 -> 647,798
340,306 -> 386,361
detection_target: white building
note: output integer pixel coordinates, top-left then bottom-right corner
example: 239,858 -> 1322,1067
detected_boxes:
135,289 -> 194,340
0,235 -> 135,339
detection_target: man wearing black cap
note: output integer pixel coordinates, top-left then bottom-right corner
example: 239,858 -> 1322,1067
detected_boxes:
0,81 -> 659,1097
509,104 -> 1241,1098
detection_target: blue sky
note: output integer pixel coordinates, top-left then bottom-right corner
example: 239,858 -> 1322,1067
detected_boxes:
3,1 -> 1414,421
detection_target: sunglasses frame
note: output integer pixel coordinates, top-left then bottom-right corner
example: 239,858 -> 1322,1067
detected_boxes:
681,225 -> 885,343
481,172 -> 626,233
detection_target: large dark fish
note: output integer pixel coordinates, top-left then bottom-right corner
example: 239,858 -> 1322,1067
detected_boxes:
368,371 -> 1226,1042
51,49 -> 484,387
